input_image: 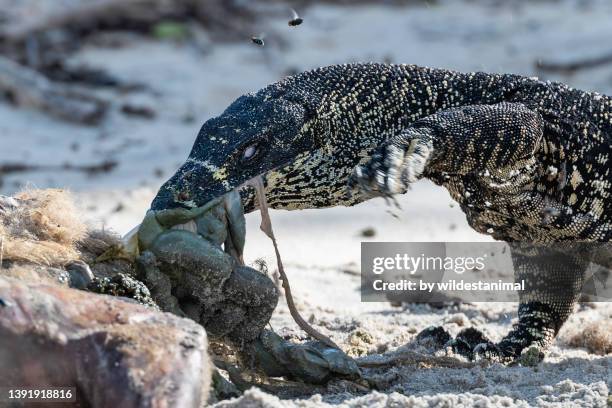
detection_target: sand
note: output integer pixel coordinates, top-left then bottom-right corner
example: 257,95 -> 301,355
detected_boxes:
2,0 -> 610,406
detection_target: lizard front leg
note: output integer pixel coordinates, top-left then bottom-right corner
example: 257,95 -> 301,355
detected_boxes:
348,102 -> 543,197
450,245 -> 589,362
416,247 -> 589,363
348,102 -> 584,364
489,245 -> 588,361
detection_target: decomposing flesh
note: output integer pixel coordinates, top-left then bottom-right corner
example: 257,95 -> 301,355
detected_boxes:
127,189 -> 360,384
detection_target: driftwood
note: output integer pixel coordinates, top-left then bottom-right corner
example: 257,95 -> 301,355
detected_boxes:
535,52 -> 612,74
251,176 -> 341,350
0,0 -> 424,63
44,63 -> 145,91
0,0 -> 191,44
0,160 -> 117,176
356,350 -> 477,369
0,0 -> 257,48
0,55 -> 107,124
0,0 -> 261,93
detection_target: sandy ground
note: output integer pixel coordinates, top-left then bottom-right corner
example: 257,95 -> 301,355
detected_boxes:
1,0 -> 611,406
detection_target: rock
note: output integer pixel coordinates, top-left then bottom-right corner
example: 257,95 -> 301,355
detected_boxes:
87,272 -> 158,309
1,263 -> 72,286
0,276 -> 210,407
65,260 -> 95,289
415,326 -> 452,350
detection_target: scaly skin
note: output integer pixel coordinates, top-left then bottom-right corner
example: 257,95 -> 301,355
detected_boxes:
151,63 -> 612,362
135,193 -> 278,342
135,192 -> 360,384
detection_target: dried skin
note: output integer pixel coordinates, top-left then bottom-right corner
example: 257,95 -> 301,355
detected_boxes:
134,191 -> 278,344
251,176 -> 340,350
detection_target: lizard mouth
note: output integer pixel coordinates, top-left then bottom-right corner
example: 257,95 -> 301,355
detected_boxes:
153,196 -> 225,228
121,189 -> 247,263
151,168 -> 269,212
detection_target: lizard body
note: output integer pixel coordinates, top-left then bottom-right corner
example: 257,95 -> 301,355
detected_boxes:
151,63 -> 611,361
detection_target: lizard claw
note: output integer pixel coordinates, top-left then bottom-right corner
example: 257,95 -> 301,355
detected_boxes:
445,327 -> 533,364
250,330 -> 361,384
347,136 -> 433,199
472,341 -> 544,366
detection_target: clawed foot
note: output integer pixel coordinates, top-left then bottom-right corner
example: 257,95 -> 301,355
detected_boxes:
249,330 -> 361,384
416,325 -> 501,361
415,326 -> 544,365
347,133 -> 433,199
451,327 -> 497,361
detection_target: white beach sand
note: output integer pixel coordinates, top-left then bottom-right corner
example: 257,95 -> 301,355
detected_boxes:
1,1 -> 610,406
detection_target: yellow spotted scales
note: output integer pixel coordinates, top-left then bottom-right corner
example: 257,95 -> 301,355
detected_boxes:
150,63 -> 611,362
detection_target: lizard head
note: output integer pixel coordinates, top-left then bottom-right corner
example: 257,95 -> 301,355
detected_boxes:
150,85 -> 318,211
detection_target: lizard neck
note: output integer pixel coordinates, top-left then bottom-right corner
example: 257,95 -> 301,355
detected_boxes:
252,64 -> 522,211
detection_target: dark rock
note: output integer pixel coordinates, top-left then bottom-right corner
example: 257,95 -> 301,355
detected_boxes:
0,276 -> 210,407
359,227 -> 376,237
65,260 -> 94,289
121,104 -> 156,119
87,272 -> 158,308
415,325 -> 452,350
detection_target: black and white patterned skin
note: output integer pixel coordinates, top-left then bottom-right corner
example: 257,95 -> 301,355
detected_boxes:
151,63 -> 611,361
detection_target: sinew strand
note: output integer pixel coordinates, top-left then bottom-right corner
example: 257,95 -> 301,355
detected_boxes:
251,176 -> 340,350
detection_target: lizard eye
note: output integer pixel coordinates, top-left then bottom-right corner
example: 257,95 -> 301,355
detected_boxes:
242,143 -> 259,161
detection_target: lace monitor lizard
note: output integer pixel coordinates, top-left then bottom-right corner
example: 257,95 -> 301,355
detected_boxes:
151,63 -> 611,362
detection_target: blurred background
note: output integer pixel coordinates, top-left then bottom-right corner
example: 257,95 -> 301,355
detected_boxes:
2,4 -> 611,404
1,0 -> 612,269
